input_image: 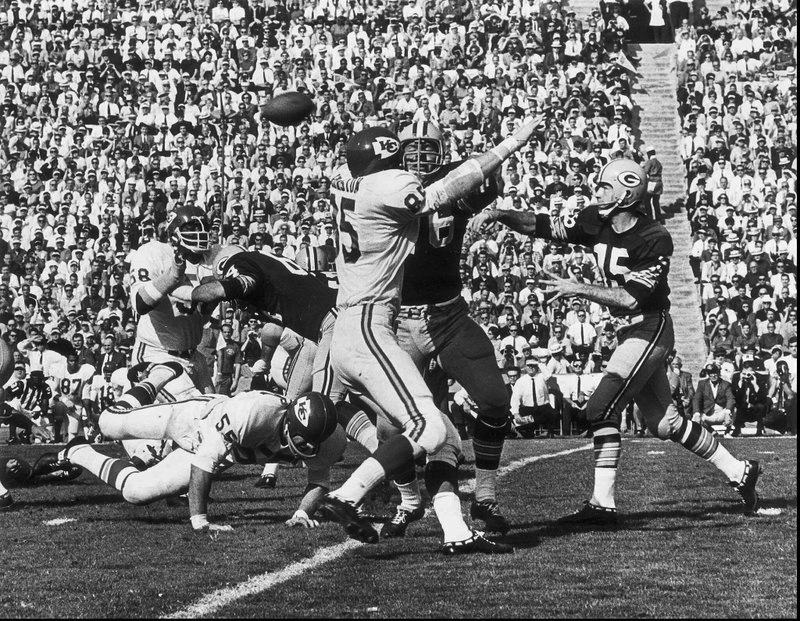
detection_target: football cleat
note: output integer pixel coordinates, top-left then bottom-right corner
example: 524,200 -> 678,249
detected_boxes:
318,495 -> 379,544
441,531 -> 514,555
56,436 -> 90,466
254,474 -> 277,489
382,506 -> 425,539
556,501 -> 619,528
729,459 -> 760,514
0,492 -> 14,511
470,500 -> 511,535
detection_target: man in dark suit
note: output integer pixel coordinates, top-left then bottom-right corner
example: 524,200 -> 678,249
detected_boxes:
692,363 -> 735,432
97,334 -> 127,376
731,358 -> 770,436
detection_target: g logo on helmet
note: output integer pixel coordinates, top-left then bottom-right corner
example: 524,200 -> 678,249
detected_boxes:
372,137 -> 399,159
617,171 -> 642,188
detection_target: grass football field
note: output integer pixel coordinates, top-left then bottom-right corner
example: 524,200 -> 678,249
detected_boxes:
1,436 -> 795,618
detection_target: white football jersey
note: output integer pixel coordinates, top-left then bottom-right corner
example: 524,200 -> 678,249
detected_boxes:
192,391 -> 288,472
129,241 -> 208,351
55,364 -> 96,402
331,169 -> 448,308
90,375 -> 117,411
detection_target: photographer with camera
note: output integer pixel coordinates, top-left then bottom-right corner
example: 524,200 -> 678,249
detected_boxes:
731,358 -> 770,437
766,360 -> 796,435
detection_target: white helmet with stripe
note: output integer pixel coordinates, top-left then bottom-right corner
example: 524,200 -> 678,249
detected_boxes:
398,120 -> 445,179
593,158 -> 648,220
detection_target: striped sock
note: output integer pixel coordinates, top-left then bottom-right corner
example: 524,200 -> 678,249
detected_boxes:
591,425 -> 621,508
345,410 -> 379,453
395,479 -> 422,511
68,444 -> 139,493
671,418 -> 745,482
474,468 -> 499,503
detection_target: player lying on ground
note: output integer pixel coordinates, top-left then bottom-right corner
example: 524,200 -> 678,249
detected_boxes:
470,158 -> 761,524
317,116 -> 543,554
57,363 -> 343,532
1,399 -> 55,511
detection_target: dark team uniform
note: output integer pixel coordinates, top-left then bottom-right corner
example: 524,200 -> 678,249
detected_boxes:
216,251 -> 345,402
397,164 -> 509,471
219,252 -> 338,341
534,205 -> 672,318
534,206 -> 676,428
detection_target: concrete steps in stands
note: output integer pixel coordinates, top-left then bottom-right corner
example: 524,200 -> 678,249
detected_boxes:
565,0 -> 599,19
633,43 -> 706,379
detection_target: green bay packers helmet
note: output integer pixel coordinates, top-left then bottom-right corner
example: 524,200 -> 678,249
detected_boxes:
208,244 -> 245,279
593,158 -> 648,220
282,393 -> 338,459
346,126 -> 403,177
398,120 -> 445,179
167,205 -> 212,258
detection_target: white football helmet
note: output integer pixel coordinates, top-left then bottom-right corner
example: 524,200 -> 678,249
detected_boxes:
593,158 -> 648,220
399,120 -> 445,179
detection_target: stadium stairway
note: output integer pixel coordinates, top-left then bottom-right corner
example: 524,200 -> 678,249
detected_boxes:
632,43 -> 706,379
567,0 -> 598,19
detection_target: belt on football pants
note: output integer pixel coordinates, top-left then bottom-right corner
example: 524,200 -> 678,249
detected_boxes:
397,295 -> 462,319
167,348 -> 196,359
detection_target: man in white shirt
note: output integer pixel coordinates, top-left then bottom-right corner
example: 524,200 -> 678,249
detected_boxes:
510,358 -> 559,437
566,309 -> 597,357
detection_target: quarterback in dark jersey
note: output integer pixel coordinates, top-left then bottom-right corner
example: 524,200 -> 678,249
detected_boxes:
376,120 -> 511,537
471,158 -> 761,523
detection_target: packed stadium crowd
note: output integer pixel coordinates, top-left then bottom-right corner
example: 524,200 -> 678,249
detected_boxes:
677,0 -> 797,436
0,0 -> 795,458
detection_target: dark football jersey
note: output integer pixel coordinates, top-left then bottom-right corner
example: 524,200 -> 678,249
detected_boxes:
219,252 -> 338,341
534,205 -> 672,317
402,163 -> 500,306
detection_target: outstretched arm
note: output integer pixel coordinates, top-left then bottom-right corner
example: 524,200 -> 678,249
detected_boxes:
469,208 -> 540,236
191,280 -> 228,304
539,272 -> 639,312
428,115 -> 544,209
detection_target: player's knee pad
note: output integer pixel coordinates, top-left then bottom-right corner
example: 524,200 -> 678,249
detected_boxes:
408,410 -> 447,455
653,405 -> 685,441
474,411 -> 511,441
586,372 -> 626,427
426,418 -> 463,468
120,477 -> 151,505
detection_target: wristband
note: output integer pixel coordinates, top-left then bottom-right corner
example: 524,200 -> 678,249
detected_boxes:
190,514 -> 209,530
490,137 -> 523,161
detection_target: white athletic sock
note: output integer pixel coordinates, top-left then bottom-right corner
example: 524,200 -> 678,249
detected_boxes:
591,468 -> 617,509
707,446 -> 746,483
331,457 -> 386,505
433,491 -> 472,543
261,463 -> 279,477
0,480 -> 8,496
474,468 -> 498,503
395,479 -> 422,511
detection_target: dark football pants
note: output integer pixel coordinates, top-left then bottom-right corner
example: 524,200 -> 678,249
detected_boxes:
396,297 -> 509,420
587,312 -> 676,434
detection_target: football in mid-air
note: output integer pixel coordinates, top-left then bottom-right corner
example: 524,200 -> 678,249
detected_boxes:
261,91 -> 315,126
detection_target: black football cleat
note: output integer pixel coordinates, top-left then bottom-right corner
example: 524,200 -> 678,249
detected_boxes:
382,506 -> 425,538
56,436 -> 90,467
318,495 -> 379,544
0,492 -> 14,512
557,501 -> 619,528
470,500 -> 511,535
441,531 -> 514,555
730,459 -> 760,514
254,474 -> 277,489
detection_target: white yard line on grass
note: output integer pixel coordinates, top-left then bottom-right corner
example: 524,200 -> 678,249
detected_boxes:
42,518 -> 77,526
164,443 -> 592,619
